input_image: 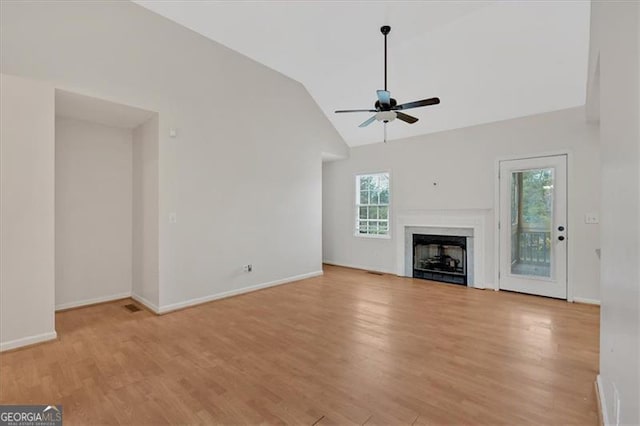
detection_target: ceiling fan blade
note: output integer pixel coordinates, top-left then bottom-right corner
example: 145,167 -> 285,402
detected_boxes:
396,112 -> 419,124
335,109 -> 377,113
377,90 -> 391,106
393,97 -> 440,110
359,116 -> 377,128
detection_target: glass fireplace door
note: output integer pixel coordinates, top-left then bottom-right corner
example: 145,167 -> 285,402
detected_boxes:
413,234 -> 467,285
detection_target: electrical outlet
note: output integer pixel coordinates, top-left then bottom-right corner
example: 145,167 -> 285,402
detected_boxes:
243,264 -> 252,272
585,213 -> 599,224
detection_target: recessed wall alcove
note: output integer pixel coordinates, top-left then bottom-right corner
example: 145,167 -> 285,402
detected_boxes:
55,90 -> 159,311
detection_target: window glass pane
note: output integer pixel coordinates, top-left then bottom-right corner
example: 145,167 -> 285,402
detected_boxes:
371,175 -> 380,191
359,206 -> 368,219
359,190 -> 369,205
379,222 -> 388,232
369,206 -> 378,219
358,221 -> 367,233
511,176 -> 519,226
360,176 -> 371,191
373,176 -> 381,194
369,222 -> 379,233
379,188 -> 389,204
510,168 -> 553,278
369,177 -> 377,191
379,206 -> 388,219
370,191 -> 379,205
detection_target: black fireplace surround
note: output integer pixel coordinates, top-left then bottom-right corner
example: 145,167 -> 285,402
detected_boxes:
413,234 -> 467,285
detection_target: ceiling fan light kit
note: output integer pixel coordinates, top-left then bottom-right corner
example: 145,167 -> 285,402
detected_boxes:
335,25 -> 441,142
376,111 -> 397,122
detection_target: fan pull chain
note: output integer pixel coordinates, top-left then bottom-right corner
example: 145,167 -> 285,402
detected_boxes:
384,122 -> 387,143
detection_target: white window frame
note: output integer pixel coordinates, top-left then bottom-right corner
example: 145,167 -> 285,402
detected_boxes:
354,171 -> 391,239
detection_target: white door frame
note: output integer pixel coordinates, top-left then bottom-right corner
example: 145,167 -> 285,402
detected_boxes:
493,150 -> 574,302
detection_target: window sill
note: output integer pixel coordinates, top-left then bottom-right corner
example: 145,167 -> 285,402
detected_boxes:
354,233 -> 391,240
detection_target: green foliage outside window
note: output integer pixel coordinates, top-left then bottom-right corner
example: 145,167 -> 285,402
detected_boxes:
514,169 -> 553,228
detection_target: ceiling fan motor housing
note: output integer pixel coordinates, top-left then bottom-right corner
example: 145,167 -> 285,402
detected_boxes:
375,98 -> 397,110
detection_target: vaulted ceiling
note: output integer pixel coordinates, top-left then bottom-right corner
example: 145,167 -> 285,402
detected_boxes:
135,1 -> 591,146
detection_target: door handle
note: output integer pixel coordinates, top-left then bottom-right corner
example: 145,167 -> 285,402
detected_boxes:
558,235 -> 565,241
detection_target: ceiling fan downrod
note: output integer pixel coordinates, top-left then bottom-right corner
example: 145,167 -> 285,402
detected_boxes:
381,25 -> 390,92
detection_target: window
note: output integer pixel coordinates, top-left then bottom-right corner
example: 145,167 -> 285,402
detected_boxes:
355,172 -> 390,237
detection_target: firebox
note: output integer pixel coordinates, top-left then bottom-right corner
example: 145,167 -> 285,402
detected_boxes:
413,234 -> 467,285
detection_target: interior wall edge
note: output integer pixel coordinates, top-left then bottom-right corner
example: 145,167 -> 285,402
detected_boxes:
131,293 -> 161,315
0,73 -> 56,352
596,374 -> 610,426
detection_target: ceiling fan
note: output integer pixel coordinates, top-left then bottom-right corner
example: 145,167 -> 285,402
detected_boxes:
335,25 -> 440,141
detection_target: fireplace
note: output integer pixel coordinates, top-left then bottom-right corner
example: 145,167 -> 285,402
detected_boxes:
413,234 -> 467,285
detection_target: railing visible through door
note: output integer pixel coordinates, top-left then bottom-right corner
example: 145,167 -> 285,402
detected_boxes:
511,227 -> 551,266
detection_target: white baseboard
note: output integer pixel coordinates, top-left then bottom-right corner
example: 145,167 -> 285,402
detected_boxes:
0,331 -> 57,352
158,270 -> 324,314
131,293 -> 161,314
323,260 -> 393,275
55,291 -> 132,311
596,375 -> 610,425
156,270 -> 323,315
574,297 -> 601,306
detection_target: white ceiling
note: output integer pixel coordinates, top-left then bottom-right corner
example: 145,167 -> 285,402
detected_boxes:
135,1 -> 591,146
56,90 -> 156,129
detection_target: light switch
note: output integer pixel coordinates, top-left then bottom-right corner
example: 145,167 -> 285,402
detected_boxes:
585,213 -> 599,224
169,212 -> 177,223
169,128 -> 177,138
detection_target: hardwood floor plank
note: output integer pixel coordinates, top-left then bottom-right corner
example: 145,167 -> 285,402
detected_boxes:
0,265 -> 599,424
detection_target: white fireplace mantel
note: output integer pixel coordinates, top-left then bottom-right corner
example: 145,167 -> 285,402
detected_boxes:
395,209 -> 490,289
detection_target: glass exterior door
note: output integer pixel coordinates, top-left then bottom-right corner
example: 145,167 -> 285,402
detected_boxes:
499,156 -> 567,299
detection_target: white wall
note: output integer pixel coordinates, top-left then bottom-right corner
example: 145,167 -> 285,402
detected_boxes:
593,2 -> 640,425
0,1 -> 346,321
132,115 -> 159,309
55,117 -> 133,310
0,74 -> 56,350
323,107 -> 601,302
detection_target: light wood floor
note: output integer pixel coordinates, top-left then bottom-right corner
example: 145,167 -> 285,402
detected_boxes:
0,265 -> 599,425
